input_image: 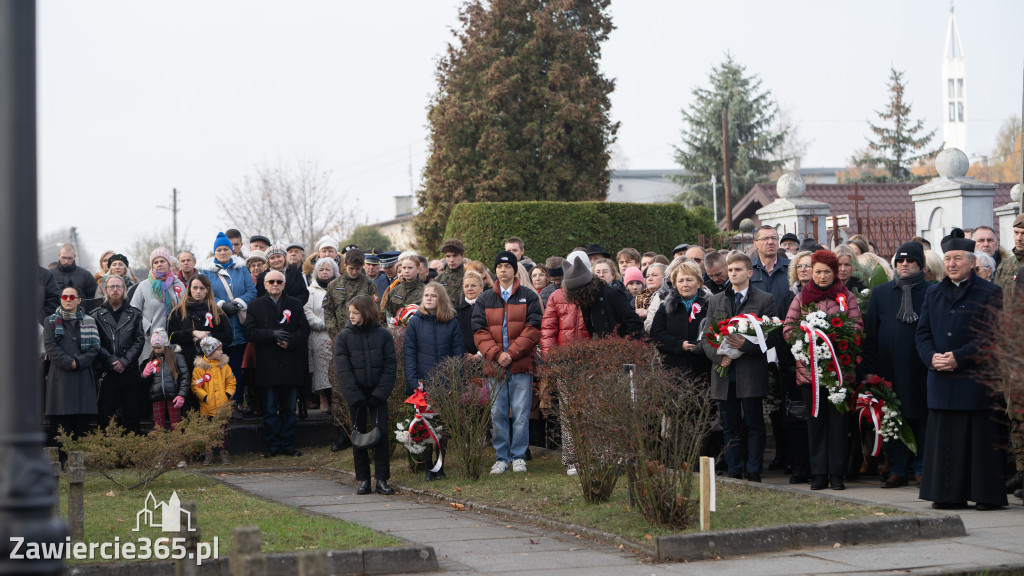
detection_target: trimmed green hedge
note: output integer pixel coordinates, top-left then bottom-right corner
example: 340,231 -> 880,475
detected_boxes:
438,201 -> 717,262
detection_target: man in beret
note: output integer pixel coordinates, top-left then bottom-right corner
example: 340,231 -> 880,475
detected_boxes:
916,228 -> 1007,510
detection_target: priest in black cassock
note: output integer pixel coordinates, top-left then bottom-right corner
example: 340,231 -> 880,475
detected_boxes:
915,228 -> 1008,510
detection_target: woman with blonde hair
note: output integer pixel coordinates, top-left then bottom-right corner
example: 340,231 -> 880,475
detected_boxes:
923,249 -> 945,283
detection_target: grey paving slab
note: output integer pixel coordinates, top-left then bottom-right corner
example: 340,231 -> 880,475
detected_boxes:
428,536 -> 587,555
804,540 -> 1024,571
362,517 -> 487,532
385,525 -> 541,544
453,548 -> 640,572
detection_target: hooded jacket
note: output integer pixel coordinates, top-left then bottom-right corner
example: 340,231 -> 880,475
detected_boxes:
191,354 -> 236,416
199,256 -> 257,346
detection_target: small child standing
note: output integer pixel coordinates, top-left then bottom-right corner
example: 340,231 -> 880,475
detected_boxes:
141,328 -> 188,429
191,336 -> 236,465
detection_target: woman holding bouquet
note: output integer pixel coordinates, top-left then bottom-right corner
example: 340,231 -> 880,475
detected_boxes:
784,250 -> 863,490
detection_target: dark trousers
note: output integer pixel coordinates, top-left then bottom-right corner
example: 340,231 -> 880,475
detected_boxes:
350,403 -> 390,482
97,370 -> 144,435
883,415 -> 927,477
49,414 -> 92,441
803,385 -> 848,476
263,386 -> 298,451
718,383 -> 765,475
225,344 -> 246,408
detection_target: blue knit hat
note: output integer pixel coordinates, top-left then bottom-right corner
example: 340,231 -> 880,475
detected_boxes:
213,232 -> 233,252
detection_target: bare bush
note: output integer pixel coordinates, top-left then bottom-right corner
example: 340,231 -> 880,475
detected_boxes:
986,298 -> 1024,470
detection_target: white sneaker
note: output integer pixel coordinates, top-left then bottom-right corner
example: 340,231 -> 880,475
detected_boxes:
490,460 -> 509,474
566,466 -> 578,476
512,458 -> 527,473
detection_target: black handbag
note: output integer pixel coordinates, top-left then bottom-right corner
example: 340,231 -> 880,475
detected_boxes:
784,399 -> 807,423
351,427 -> 382,449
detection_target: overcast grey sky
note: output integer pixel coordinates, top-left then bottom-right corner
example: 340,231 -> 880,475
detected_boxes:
37,0 -> 1024,263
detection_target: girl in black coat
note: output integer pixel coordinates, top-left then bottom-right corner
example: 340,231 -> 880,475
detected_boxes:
334,294 -> 397,496
167,275 -> 233,379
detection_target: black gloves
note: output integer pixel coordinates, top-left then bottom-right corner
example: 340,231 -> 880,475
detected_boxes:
273,329 -> 290,343
365,396 -> 382,408
221,301 -> 239,315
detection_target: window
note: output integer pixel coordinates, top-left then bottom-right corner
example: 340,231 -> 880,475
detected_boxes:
949,103 -> 956,121
948,79 -> 954,98
957,79 -> 963,98
958,102 -> 964,122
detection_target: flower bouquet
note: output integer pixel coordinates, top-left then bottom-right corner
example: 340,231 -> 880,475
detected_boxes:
703,314 -> 784,376
394,388 -> 443,473
855,375 -> 918,456
390,304 -> 419,327
786,307 -> 863,416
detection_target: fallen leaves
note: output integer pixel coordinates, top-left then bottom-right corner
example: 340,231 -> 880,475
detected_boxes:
105,490 -> 115,497
644,534 -> 653,540
450,502 -> 465,511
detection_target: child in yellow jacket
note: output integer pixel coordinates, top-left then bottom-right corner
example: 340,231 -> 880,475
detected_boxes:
191,337 -> 236,464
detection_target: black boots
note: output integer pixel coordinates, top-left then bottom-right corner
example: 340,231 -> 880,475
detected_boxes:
375,480 -> 395,495
331,431 -> 352,452
356,480 -> 371,495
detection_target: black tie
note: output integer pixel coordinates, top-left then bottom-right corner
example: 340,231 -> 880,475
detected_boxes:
734,292 -> 743,314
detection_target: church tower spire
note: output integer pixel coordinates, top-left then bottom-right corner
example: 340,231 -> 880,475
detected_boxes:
942,2 -> 968,153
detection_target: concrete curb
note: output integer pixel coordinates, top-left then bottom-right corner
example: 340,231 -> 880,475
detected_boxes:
65,547 -> 438,575
655,514 -> 965,561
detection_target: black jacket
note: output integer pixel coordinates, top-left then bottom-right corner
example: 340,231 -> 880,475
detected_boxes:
90,302 -> 145,374
861,279 -> 930,419
651,291 -> 711,377
243,294 -> 310,389
456,295 -> 479,356
166,302 -> 234,374
140,347 -> 189,401
585,281 -> 644,340
256,265 -> 309,304
38,266 -> 61,325
52,263 -> 98,302
403,312 -> 465,395
334,322 -> 397,406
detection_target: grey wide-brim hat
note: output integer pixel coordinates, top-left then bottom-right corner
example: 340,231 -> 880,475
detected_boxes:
561,255 -> 593,290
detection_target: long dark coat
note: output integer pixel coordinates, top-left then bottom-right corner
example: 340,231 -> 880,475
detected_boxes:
915,274 -> 1002,411
700,285 -> 780,400
166,302 -> 234,375
243,294 -> 310,389
334,322 -> 397,406
861,280 -> 930,419
43,317 -> 99,416
650,291 -> 711,377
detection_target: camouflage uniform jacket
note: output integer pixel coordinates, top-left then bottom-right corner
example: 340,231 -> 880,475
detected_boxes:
993,247 -> 1024,308
435,263 -> 465,303
382,278 -> 425,319
324,272 -> 379,337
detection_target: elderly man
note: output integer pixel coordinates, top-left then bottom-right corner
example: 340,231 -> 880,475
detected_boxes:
244,269 -> 310,458
382,253 -> 426,318
91,275 -> 145,434
52,243 -> 98,299
177,251 -> 198,285
749,225 -> 790,318
779,233 -> 800,257
684,246 -> 706,276
916,228 -> 1006,510
970,226 -> 1004,269
436,238 -> 467,302
862,241 -> 930,489
249,234 -> 271,254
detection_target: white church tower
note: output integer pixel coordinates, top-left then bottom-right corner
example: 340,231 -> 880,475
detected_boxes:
942,4 -> 968,154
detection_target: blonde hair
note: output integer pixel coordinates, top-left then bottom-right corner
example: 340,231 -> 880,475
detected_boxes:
593,258 -> 621,281
857,252 -> 893,281
923,249 -> 945,281
464,260 -> 493,289
670,261 -> 703,287
463,270 -> 485,289
422,282 -> 455,323
788,250 -> 813,288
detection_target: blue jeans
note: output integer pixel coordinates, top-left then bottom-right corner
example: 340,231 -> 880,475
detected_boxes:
490,372 -> 533,462
882,416 -> 927,477
263,386 -> 298,451
718,383 -> 765,476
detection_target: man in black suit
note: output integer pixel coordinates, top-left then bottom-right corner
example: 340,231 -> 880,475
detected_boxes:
701,252 -> 780,482
244,269 -> 310,458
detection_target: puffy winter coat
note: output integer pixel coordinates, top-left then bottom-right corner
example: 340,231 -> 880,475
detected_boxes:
472,279 -> 542,374
783,283 -> 863,387
199,257 -> 257,346
141,346 -> 189,401
403,311 -> 465,394
540,288 -> 588,355
540,280 -> 642,355
334,321 -> 397,406
190,354 -> 236,416
243,294 -> 310,389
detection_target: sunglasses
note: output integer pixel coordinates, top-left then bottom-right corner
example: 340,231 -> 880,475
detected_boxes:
61,294 -> 77,301
894,258 -> 915,264
265,279 -> 284,285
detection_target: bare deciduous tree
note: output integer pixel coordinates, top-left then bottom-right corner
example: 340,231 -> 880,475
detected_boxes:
218,159 -> 358,250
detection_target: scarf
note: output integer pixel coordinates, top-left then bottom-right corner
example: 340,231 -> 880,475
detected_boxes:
894,271 -> 925,324
150,269 -> 177,313
49,308 -> 101,351
464,296 -> 478,306
799,279 -> 848,306
315,275 -> 332,288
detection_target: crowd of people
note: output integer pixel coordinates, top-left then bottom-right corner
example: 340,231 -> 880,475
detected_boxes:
38,221 -> 1023,506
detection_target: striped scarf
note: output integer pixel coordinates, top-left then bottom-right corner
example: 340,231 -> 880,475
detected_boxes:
150,270 -> 177,314
49,309 -> 101,351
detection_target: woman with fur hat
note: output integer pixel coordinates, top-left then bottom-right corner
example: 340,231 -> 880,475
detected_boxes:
141,328 -> 189,429
191,336 -> 236,464
130,247 -> 187,360
783,249 -> 863,491
305,257 -> 340,413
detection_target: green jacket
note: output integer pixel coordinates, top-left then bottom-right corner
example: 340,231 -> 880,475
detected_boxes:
383,279 -> 425,318
324,272 -> 379,337
435,263 -> 465,303
992,247 -> 1024,308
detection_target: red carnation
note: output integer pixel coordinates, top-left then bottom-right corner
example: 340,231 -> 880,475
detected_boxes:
836,340 -> 849,351
840,354 -> 852,366
831,317 -> 844,328
853,334 -> 861,346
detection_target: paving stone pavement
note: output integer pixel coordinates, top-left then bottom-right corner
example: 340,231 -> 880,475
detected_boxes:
217,470 -> 1023,575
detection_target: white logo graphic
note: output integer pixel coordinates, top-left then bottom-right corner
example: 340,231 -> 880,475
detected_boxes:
134,491 -> 195,532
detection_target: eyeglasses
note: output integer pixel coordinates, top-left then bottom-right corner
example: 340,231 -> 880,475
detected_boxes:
61,294 -> 77,301
758,236 -> 779,243
106,285 -> 124,291
795,264 -> 812,270
265,279 -> 284,285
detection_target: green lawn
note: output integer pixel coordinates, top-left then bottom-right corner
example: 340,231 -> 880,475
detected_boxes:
216,445 -> 910,546
58,469 -> 398,564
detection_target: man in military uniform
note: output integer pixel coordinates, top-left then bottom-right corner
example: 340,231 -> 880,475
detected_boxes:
381,253 -> 425,318
435,238 -> 467,302
324,250 -> 379,337
363,250 -> 390,298
993,214 -> 1024,307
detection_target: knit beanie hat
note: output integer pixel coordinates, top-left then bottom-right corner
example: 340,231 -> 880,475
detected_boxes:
940,228 -> 975,253
561,255 -> 593,290
623,266 -> 644,285
107,253 -> 129,268
494,251 -> 518,275
565,250 -> 591,272
315,235 -> 339,253
893,241 -> 925,269
213,232 -> 233,252
811,249 -> 839,278
246,250 -> 268,264
200,336 -> 222,357
266,245 -> 286,260
150,327 -> 169,348
150,247 -> 173,267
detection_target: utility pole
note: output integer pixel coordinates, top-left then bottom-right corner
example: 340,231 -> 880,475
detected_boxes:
172,188 -> 179,253
711,173 -> 718,225
1019,63 -> 1023,213
0,3 -> 68,573
721,103 -> 732,230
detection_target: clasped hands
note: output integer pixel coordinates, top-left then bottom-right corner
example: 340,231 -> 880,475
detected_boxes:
931,352 -> 958,372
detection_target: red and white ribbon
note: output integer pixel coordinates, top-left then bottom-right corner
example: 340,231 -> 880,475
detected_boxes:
856,393 -> 884,457
408,404 -> 443,473
800,322 -> 843,418
195,373 -> 211,387
147,359 -> 160,374
173,285 -> 182,299
280,309 -> 291,324
689,303 -> 702,322
204,312 -> 213,327
836,294 -> 848,311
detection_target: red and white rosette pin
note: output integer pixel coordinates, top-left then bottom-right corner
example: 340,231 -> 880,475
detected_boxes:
147,359 -> 160,374
280,309 -> 291,324
195,373 -> 212,388
173,285 -> 182,300
836,294 -> 847,311
689,302 -> 702,322
204,312 -> 213,327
